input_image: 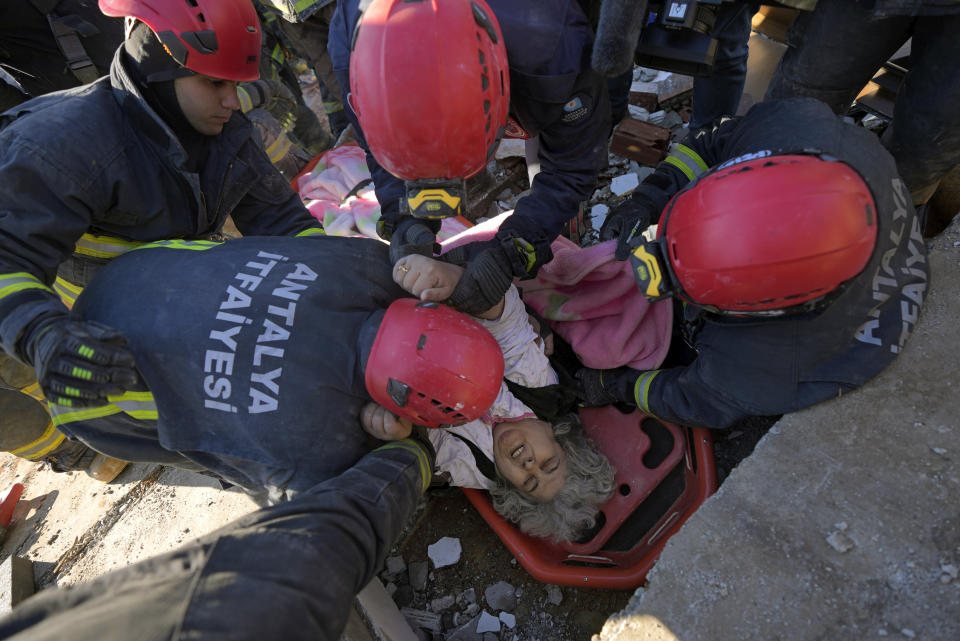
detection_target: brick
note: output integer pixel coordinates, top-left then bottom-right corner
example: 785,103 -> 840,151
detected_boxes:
628,91 -> 659,113
610,119 -> 671,166
0,555 -> 34,614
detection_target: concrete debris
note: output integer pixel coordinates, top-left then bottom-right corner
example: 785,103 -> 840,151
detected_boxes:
633,67 -> 659,83
430,595 -> 455,612
940,563 -> 957,583
482,634 -> 498,641
629,90 -> 659,114
495,138 -> 526,160
456,588 -> 477,606
826,529 -> 855,552
590,203 -> 610,228
385,554 -> 406,576
627,105 -> 649,121
483,580 -> 517,611
402,607 -> 442,633
409,560 -> 429,591
610,173 -> 640,196
446,614 -> 480,641
394,584 -> 415,608
477,611 -> 501,634
0,555 -> 34,614
499,612 -> 517,629
462,602 -> 480,618
545,584 -> 563,606
901,629 -> 916,638
427,536 -> 461,569
385,581 -> 397,597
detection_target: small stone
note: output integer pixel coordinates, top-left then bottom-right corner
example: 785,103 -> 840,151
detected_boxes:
463,603 -> 480,617
430,595 -> 456,612
932,447 -> 948,456
385,555 -> 406,576
484,581 -> 517,611
483,634 -> 499,641
477,611 -> 501,634
495,139 -> 526,160
627,105 -> 649,121
385,582 -> 397,597
427,537 -> 462,569
409,561 -> 429,591
545,584 -> 563,606
610,173 -> 640,196
456,588 -> 477,606
393,585 -> 415,608
901,629 -> 915,638
500,612 -> 516,629
827,530 -> 855,552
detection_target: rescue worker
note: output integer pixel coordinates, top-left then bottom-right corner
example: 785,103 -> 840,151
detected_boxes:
56,235 -> 613,540
763,0 -> 960,233
582,97 -> 929,429
328,0 -> 611,316
0,0 -> 323,480
0,441 -> 434,641
0,0 -> 124,110
256,0 -> 349,139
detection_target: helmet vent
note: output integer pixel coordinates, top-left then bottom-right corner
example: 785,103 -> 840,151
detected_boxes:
471,3 -> 499,43
416,335 -> 427,351
186,0 -> 198,6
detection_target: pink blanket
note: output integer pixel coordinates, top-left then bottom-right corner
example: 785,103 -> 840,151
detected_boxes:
440,213 -> 673,370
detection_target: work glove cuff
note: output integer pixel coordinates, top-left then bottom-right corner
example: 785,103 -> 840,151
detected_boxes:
444,244 -> 514,316
387,217 -> 441,264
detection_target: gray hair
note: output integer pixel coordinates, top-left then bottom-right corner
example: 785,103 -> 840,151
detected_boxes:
489,414 -> 615,543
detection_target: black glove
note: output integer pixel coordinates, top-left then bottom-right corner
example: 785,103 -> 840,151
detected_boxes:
388,217 -> 440,264
443,231 -> 554,316
28,317 -> 138,408
574,366 -> 640,407
599,196 -> 659,261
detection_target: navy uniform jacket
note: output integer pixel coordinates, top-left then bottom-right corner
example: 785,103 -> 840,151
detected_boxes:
328,0 -> 610,243
63,236 -> 406,501
627,98 -> 929,428
0,47 -> 320,363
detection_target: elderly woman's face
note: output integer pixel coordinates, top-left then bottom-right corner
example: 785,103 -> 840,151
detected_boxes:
492,418 -> 568,502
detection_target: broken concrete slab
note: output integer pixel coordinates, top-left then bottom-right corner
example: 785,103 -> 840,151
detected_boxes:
427,536 -> 461,569
0,555 -> 33,614
598,219 -> 960,641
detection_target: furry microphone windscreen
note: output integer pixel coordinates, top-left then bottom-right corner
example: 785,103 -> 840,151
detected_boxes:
591,0 -> 649,77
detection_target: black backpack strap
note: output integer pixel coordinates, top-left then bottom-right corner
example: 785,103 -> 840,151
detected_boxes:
31,0 -> 102,84
448,432 -> 498,484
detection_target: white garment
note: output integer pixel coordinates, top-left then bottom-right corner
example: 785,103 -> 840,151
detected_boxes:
426,286 -> 558,489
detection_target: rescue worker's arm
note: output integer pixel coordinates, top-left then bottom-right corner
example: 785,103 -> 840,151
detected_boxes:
600,114 -> 745,258
577,362 -> 751,429
228,150 -> 324,238
0,441 -> 434,641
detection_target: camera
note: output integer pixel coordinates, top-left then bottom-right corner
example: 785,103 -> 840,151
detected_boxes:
634,0 -> 727,77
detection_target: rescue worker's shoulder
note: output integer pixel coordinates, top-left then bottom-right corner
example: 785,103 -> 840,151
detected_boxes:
1,79 -> 130,176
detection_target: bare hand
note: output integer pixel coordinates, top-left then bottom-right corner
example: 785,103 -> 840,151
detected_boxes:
393,255 -> 465,302
360,402 -> 413,441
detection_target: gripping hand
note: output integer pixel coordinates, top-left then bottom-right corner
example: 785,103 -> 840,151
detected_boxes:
574,366 -> 639,407
389,217 -> 440,265
29,318 -> 138,408
599,196 -> 659,260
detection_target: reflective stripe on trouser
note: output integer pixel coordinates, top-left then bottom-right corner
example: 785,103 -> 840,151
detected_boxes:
49,390 -> 159,428
664,144 -> 709,182
632,370 -> 660,416
0,389 -> 66,459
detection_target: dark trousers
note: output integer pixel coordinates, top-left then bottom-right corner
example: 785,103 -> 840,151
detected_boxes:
0,443 -> 428,641
765,0 -> 960,203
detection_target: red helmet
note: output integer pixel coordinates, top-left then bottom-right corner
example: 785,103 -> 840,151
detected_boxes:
349,0 -> 510,183
630,153 -> 878,313
366,299 -> 505,428
99,0 -> 261,82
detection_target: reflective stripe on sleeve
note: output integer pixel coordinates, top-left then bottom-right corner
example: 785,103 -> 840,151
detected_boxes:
633,370 -> 660,415
296,227 -> 325,237
0,272 -> 54,300
664,144 -> 709,182
74,233 -> 146,259
53,276 -> 83,309
131,239 -> 222,252
108,391 -> 159,420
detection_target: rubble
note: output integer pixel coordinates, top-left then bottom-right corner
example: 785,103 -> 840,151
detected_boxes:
427,536 -> 462,569
483,580 -> 517,611
385,554 -> 406,576
431,595 -> 456,612
409,560 -> 429,591
477,611 -> 501,634
609,119 -> 671,166
610,173 -> 639,197
499,612 -> 516,629
545,584 -> 563,606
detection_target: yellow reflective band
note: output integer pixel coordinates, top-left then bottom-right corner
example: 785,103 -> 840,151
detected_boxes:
10,420 -> 62,457
20,382 -> 45,403
296,227 -> 325,237
74,233 -> 146,259
131,239 -> 222,252
374,441 -> 433,494
512,238 -> 536,274
53,276 -> 83,308
50,403 -> 122,427
323,101 -> 344,114
0,272 -> 54,300
665,144 -> 709,182
265,133 -> 293,163
407,189 -> 461,213
633,371 -> 660,414
271,44 -> 286,65
107,390 -> 159,420
237,86 -> 254,114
